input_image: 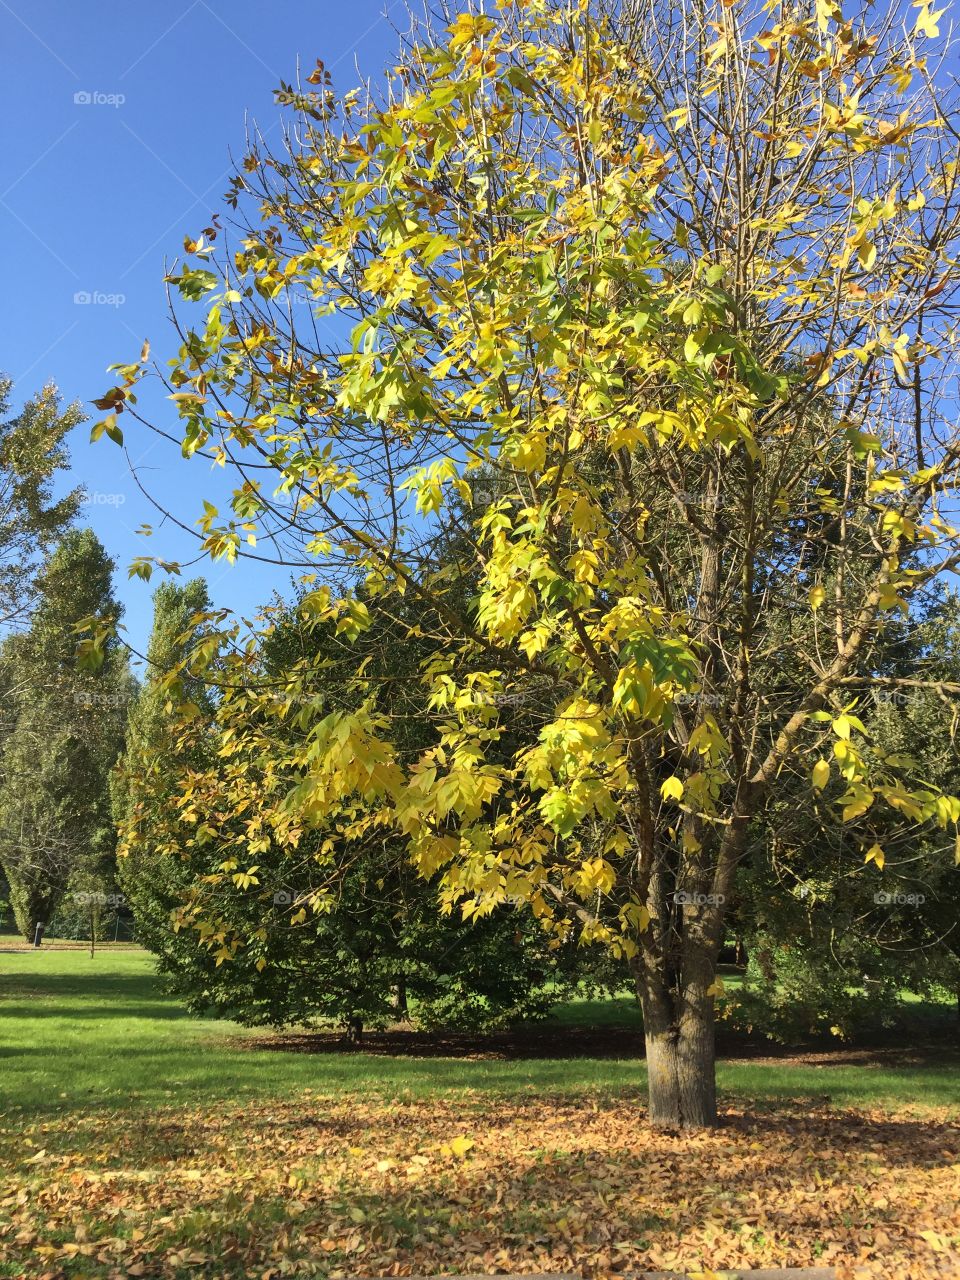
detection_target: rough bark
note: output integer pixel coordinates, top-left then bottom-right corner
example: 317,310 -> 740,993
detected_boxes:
633,926 -> 719,1129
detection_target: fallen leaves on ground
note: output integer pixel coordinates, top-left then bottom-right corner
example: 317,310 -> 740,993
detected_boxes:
0,1092 -> 957,1279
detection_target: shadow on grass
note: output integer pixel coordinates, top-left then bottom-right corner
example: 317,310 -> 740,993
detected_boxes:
0,965 -> 193,1020
243,1021 -> 960,1067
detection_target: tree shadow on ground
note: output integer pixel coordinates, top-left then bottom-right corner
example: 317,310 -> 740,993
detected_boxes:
242,1021 -> 960,1069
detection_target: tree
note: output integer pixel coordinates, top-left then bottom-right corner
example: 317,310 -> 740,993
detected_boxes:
131,812 -> 561,1041
0,530 -> 131,939
0,377 -> 82,631
115,591 -> 564,1036
96,0 -> 960,1126
111,577 -> 216,949
728,589 -> 960,1040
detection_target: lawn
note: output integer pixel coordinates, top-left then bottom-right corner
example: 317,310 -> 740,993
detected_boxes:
1,948 -> 958,1278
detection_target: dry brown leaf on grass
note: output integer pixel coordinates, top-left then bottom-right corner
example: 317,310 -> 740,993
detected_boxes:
0,1095 -> 958,1279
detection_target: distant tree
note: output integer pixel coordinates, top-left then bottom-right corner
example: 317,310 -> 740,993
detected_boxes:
0,377 -> 83,632
0,530 -> 131,939
139,823 -> 560,1040
111,578 -> 217,948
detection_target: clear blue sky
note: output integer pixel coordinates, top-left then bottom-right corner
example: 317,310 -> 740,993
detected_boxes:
0,0 -> 410,663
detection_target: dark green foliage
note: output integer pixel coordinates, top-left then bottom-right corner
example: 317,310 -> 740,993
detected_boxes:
0,377 -> 83,629
112,578 -> 216,953
723,590 -> 960,1041
0,530 -> 131,939
145,836 -> 560,1036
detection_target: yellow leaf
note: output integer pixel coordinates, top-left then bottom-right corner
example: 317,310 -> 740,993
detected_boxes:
809,584 -> 826,612
857,237 -> 877,271
865,843 -> 885,870
919,1229 -> 949,1252
812,759 -> 831,790
660,776 -> 684,802
842,788 -> 874,822
915,4 -> 945,37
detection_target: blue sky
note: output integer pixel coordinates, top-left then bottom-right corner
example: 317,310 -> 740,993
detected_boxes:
0,1 -> 408,663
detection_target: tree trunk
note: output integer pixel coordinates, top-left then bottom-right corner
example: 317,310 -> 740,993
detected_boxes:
394,976 -> 408,1018
638,971 -> 717,1129
343,1015 -> 364,1045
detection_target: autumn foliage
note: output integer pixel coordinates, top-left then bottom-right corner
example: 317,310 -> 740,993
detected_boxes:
98,0 -> 960,1127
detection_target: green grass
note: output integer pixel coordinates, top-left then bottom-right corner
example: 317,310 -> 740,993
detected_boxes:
2,948 -> 958,1127
0,950 -> 643,1120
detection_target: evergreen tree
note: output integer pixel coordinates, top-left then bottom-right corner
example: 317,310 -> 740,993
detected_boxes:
0,376 -> 83,630
0,530 -> 131,939
112,578 -> 215,948
115,592 -> 564,1035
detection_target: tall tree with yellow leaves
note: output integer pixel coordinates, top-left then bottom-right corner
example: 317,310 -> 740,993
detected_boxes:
99,0 -> 960,1126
